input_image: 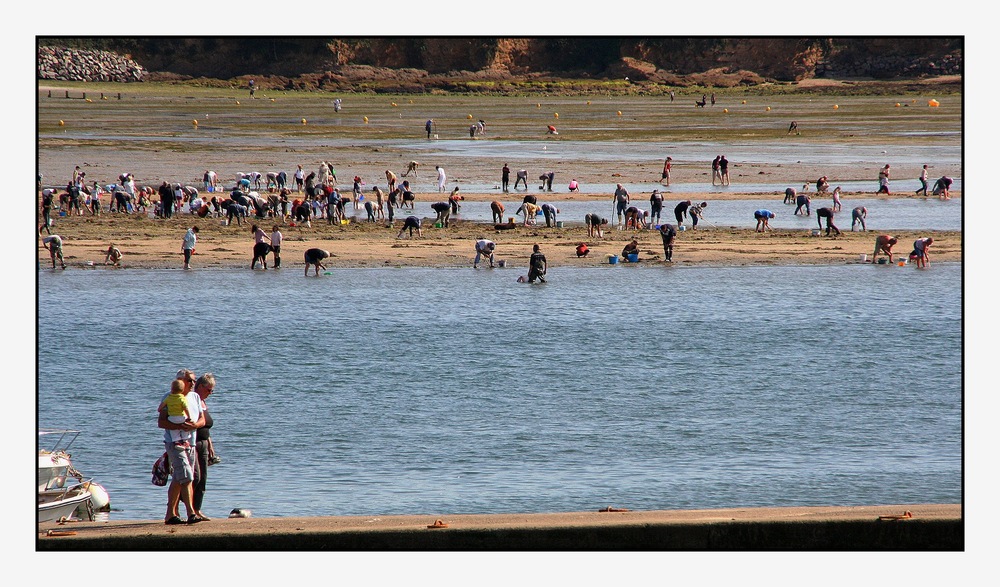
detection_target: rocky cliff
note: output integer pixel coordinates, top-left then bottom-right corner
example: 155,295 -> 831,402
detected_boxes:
37,37 -> 962,90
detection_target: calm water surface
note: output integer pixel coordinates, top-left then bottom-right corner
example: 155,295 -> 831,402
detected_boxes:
37,264 -> 961,520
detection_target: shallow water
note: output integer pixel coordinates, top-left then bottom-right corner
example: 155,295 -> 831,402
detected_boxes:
37,264 -> 961,519
362,195 -> 961,231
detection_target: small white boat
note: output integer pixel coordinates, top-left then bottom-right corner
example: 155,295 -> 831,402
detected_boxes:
38,429 -> 110,523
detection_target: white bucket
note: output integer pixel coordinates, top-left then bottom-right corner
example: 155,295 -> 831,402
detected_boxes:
811,229 -> 821,236
858,254 -> 867,262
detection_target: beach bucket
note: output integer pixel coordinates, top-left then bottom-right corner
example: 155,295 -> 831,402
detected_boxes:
608,255 -> 618,265
433,222 -> 443,228
858,254 -> 867,262
508,217 -> 515,223
59,211 -> 66,217
811,229 -> 821,236
897,260 -> 907,266
626,253 -> 639,263
497,260 -> 506,268
877,258 -> 889,264
556,221 -> 564,228
678,225 -> 686,231
341,219 -> 350,225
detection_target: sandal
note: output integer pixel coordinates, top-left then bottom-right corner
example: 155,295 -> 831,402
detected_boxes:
165,516 -> 185,525
187,514 -> 207,524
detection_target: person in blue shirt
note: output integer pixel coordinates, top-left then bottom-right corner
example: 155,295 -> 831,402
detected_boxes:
754,209 -> 775,232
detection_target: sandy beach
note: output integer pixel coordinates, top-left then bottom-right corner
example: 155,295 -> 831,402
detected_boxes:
37,189 -> 961,271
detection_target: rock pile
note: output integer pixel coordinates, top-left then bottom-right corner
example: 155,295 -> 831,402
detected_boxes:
37,46 -> 146,82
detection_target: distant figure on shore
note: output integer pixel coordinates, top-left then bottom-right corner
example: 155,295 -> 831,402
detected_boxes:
41,233 -> 66,269
436,166 -> 447,192
514,169 -> 528,190
251,224 -> 271,270
719,155 -> 730,185
539,172 -> 555,191
754,209 -> 774,232
491,201 -> 505,224
303,248 -> 330,276
385,170 -> 397,193
576,243 -> 590,257
784,186 -> 797,205
104,245 -> 122,267
621,239 -> 639,260
568,178 -> 579,192
910,237 -> 933,268
689,201 -> 707,230
794,192 -> 811,216
585,213 -> 609,238
431,201 -> 451,227
546,125 -> 558,135
403,161 -> 419,177
397,216 -> 422,238
270,225 -> 283,269
527,244 -> 547,284
674,199 -> 692,227
816,207 -> 841,236
787,121 -> 798,134
541,203 -> 559,227
831,186 -> 842,211
851,206 -> 867,231
877,164 -> 891,194
474,238 -> 496,269
872,235 -> 898,263
711,156 -> 721,185
501,164 -> 511,192
614,184 -> 630,227
182,226 -> 199,269
425,119 -> 434,139
449,187 -> 463,214
916,164 -> 929,197
661,157 -> 672,185
649,190 -> 664,224
816,176 -> 830,193
659,223 -> 677,262
933,176 -> 953,200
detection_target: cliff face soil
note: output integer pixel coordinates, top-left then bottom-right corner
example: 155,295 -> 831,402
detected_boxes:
38,38 -> 963,91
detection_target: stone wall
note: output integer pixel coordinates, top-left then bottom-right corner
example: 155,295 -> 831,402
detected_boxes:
37,46 -> 146,82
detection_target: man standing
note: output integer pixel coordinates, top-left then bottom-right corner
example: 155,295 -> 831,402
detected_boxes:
501,163 -> 511,193
528,244 -> 547,284
659,223 -> 677,262
158,369 -> 204,525
613,184 -> 630,228
649,190 -> 664,225
916,164 -> 929,197
182,226 -> 199,269
425,119 -> 434,139
436,165 -> 447,193
159,181 -> 174,219
711,156 -> 721,185
719,155 -> 730,185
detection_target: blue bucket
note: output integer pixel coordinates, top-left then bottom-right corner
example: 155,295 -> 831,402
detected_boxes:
626,253 -> 639,263
608,255 -> 618,265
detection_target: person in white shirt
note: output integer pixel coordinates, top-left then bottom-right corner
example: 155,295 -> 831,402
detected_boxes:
474,238 -> 496,269
436,165 -> 447,192
270,225 -> 283,268
182,226 -> 199,269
